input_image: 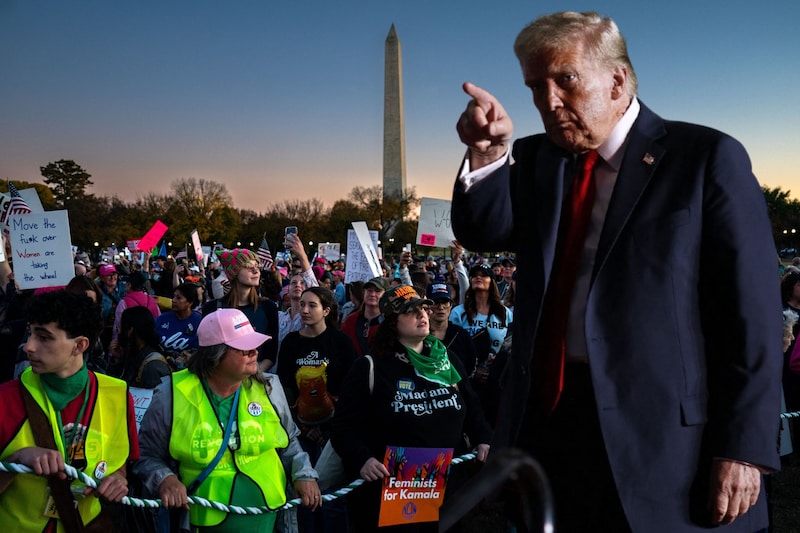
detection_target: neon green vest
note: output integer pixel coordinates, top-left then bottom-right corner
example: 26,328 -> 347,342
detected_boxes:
169,370 -> 289,527
0,369 -> 130,532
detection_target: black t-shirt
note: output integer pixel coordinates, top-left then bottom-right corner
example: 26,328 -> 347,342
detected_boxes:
277,327 -> 357,405
442,323 -> 479,378
331,346 -> 492,479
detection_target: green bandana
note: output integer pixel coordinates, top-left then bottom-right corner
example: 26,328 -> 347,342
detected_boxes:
40,362 -> 89,411
404,335 -> 461,386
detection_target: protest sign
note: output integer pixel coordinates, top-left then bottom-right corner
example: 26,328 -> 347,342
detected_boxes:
351,222 -> 381,276
379,446 -> 453,527
318,242 -> 340,262
345,226 -> 379,284
191,229 -> 204,262
127,238 -> 141,253
415,198 -> 456,248
8,210 -> 74,290
129,387 -> 154,430
0,188 -> 44,220
138,220 -> 169,252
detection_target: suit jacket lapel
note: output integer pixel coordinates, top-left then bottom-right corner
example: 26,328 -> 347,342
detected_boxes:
593,104 -> 667,279
535,142 -> 572,282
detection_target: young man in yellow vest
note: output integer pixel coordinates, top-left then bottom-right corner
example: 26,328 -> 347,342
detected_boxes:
0,290 -> 139,531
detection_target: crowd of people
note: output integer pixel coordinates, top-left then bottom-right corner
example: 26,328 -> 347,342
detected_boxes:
0,222 -> 512,532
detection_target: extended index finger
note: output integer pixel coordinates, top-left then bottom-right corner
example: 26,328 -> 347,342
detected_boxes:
462,81 -> 495,104
461,81 -> 512,144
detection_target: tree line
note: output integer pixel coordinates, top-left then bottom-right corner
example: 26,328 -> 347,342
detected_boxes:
2,159 -> 421,259
6,160 -> 796,261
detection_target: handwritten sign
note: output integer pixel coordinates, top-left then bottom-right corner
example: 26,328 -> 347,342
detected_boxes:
379,446 -> 453,527
9,210 -> 74,290
127,238 -> 141,253
352,222 -> 382,276
415,198 -> 456,248
318,242 -> 341,262
345,227 -> 379,284
191,229 -> 204,261
129,387 -> 155,430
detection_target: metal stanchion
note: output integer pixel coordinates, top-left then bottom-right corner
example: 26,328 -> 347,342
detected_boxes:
439,448 -> 554,533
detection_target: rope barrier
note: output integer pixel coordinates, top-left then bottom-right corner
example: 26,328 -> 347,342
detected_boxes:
0,451 -> 479,516
5,409 -> 800,516
8,403 -> 800,517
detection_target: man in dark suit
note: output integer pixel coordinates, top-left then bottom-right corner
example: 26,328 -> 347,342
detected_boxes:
452,11 -> 781,533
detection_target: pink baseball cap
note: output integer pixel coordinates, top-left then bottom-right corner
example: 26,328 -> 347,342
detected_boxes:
98,264 -> 117,277
197,308 -> 271,350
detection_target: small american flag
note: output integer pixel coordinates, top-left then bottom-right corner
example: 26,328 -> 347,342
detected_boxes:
1,182 -> 32,226
175,249 -> 188,260
257,236 -> 274,270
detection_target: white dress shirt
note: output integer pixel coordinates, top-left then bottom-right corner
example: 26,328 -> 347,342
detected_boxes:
458,98 -> 641,361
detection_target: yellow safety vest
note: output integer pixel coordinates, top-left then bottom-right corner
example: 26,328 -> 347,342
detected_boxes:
169,370 -> 289,527
0,368 -> 130,532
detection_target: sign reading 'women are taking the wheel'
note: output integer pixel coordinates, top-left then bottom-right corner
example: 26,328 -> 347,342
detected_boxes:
8,210 -> 74,290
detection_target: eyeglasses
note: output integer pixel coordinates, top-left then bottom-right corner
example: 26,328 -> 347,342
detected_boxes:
431,300 -> 451,308
241,264 -> 260,274
228,347 -> 258,357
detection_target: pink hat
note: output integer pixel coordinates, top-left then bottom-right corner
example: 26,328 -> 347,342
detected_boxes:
98,264 -> 117,277
197,308 -> 271,350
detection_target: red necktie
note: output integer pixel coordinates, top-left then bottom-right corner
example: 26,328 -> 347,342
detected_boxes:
535,150 -> 599,414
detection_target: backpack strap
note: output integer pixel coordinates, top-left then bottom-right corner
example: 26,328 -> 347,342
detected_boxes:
364,355 -> 374,395
136,352 -> 169,386
20,385 -> 86,532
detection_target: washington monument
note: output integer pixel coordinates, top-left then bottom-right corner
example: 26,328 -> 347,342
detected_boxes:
383,24 -> 406,201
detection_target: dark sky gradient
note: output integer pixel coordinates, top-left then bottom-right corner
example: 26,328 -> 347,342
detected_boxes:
1,0 -> 797,211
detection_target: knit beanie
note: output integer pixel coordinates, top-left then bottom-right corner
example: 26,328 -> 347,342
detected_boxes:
216,248 -> 258,279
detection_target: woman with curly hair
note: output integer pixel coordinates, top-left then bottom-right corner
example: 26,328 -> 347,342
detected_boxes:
331,285 -> 491,532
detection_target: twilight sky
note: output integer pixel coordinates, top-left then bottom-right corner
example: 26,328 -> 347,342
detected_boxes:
1,0 -> 797,212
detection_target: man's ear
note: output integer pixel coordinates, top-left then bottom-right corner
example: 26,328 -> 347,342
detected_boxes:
73,336 -> 90,356
611,66 -> 628,99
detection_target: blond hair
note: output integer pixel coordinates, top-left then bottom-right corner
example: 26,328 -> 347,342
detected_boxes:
514,11 -> 638,97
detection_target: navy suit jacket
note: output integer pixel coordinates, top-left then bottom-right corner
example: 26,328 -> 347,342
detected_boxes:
452,103 -> 782,532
